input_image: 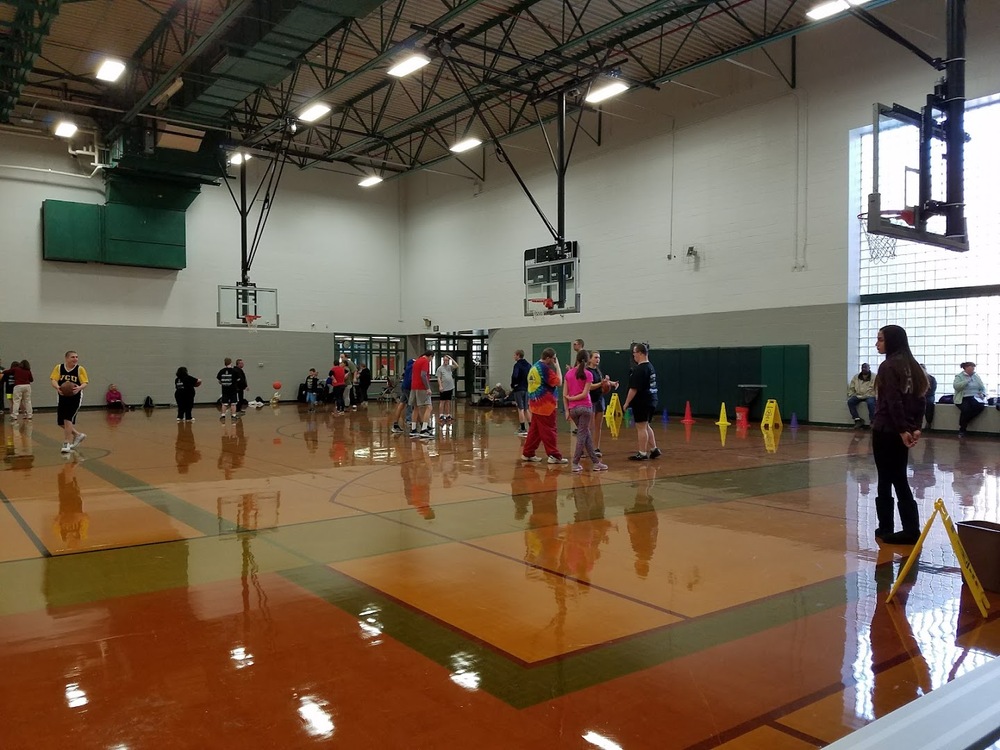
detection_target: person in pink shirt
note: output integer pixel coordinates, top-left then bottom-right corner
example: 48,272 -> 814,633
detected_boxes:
564,350 -> 608,472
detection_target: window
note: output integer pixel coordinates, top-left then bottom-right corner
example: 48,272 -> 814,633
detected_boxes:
856,93 -> 1000,391
334,334 -> 402,381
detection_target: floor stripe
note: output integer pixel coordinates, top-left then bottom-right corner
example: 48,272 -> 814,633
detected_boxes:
0,491 -> 50,557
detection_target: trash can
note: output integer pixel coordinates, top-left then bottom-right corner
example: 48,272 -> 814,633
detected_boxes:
735,407 -> 749,427
956,520 -> 1000,594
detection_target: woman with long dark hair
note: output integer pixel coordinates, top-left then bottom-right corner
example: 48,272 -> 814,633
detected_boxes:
872,325 -> 928,545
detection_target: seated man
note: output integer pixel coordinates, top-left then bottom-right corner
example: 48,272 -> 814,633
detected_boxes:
847,363 -> 876,428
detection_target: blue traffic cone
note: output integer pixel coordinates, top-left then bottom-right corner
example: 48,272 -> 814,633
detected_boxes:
661,409 -> 669,424
790,412 -> 799,429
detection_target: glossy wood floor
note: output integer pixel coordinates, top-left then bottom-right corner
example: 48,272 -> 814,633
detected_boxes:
1,404 -> 999,749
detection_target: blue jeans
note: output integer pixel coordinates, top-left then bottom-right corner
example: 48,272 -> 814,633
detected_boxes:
847,396 -> 876,422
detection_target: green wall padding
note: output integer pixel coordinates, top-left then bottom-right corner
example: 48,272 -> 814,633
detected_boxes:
42,201 -> 102,262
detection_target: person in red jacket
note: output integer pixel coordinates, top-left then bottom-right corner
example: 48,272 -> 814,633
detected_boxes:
3,360 -> 34,420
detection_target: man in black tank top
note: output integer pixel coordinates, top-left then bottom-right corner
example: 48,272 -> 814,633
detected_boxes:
49,350 -> 89,453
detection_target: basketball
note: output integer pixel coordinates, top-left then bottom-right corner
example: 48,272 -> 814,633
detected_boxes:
272,381 -> 282,390
59,381 -> 76,396
601,380 -> 612,394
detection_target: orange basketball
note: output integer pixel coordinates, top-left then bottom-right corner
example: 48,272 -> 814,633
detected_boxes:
272,381 -> 282,390
601,380 -> 612,394
59,381 -> 76,396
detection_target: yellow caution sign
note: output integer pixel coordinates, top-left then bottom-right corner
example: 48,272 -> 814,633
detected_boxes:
761,398 -> 782,432
605,392 -> 624,439
887,498 -> 990,618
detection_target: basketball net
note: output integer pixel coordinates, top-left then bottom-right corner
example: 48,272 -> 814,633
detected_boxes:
527,297 -> 552,321
244,314 -> 261,333
858,209 -> 914,264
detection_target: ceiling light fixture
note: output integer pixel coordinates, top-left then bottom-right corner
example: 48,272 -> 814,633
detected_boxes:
387,53 -> 430,78
96,58 -> 126,82
585,78 -> 629,104
230,152 -> 251,165
449,137 -> 482,153
299,103 -> 331,122
806,0 -> 869,20
54,121 -> 78,138
358,176 -> 383,187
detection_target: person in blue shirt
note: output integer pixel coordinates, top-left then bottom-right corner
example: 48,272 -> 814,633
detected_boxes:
391,358 -> 415,434
510,349 -> 531,436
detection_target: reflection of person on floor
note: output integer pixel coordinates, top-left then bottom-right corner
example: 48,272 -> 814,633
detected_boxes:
303,409 -> 318,454
565,476 -> 612,583
218,421 -> 247,479
54,460 -> 89,549
625,465 -> 659,578
868,562 -> 931,719
402,440 -> 434,519
175,421 -> 202,474
327,411 -> 349,465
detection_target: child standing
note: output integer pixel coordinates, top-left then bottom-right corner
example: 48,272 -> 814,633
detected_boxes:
564,349 -> 608,472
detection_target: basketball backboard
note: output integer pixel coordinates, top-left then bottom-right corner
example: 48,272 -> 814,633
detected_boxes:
869,103 -> 969,252
218,284 -> 279,327
523,240 -> 580,317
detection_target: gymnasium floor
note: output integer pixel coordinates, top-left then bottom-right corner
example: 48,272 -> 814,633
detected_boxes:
1,403 -> 998,749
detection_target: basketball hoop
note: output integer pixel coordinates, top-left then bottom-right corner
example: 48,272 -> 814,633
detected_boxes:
244,314 -> 261,333
858,209 -> 915,264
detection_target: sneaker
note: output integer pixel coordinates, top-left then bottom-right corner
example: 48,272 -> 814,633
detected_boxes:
517,430 -> 528,437
594,449 -> 602,457
177,418 -> 183,422
72,433 -> 87,447
649,447 -> 662,459
189,418 -> 195,422
409,431 -> 421,438
593,462 -> 609,472
854,418 -> 864,429
628,452 -> 649,461
522,455 -> 542,463
61,443 -> 72,454
547,456 -> 568,464
572,463 -> 583,473
391,424 -> 404,434
220,414 -> 227,422
419,430 -> 435,440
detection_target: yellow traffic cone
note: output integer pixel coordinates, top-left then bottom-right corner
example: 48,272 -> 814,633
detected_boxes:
715,402 -> 731,427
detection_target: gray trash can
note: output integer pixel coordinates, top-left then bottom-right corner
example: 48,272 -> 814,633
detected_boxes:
956,520 -> 1000,594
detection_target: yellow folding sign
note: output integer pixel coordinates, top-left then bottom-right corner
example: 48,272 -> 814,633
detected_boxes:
605,392 -> 624,439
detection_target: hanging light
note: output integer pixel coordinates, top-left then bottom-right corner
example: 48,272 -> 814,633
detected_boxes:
387,54 -> 430,78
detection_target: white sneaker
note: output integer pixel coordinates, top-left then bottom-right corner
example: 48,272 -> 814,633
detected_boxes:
572,463 -> 583,473
522,455 -> 542,463
61,443 -> 72,453
188,418 -> 195,422
72,433 -> 87,447
547,456 -> 568,464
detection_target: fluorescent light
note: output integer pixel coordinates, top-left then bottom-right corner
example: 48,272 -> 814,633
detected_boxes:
96,58 -> 126,82
387,54 -> 430,78
449,137 -> 482,153
585,80 -> 629,103
358,176 -> 383,187
54,121 -> 77,138
299,103 -> 331,122
806,0 -> 869,20
229,152 -> 251,165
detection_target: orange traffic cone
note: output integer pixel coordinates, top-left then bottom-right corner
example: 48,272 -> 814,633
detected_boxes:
681,401 -> 696,424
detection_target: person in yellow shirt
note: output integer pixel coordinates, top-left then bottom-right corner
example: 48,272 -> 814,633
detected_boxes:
50,350 -> 89,453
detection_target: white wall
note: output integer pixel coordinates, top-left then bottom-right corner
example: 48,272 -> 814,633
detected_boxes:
0,140 -> 403,333
400,0 -> 1000,331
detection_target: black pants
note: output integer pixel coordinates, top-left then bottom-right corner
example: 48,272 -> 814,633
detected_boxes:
176,392 -> 195,420
872,429 -> 919,535
331,385 -> 346,412
924,399 -> 934,427
957,399 -> 985,431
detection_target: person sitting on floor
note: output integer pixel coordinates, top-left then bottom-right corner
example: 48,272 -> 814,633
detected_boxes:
106,384 -> 126,409
847,363 -> 876,428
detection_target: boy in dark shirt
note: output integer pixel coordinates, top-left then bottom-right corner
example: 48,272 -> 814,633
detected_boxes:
305,368 -> 320,412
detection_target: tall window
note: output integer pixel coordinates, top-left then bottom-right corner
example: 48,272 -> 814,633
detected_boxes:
856,93 -> 1000,394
